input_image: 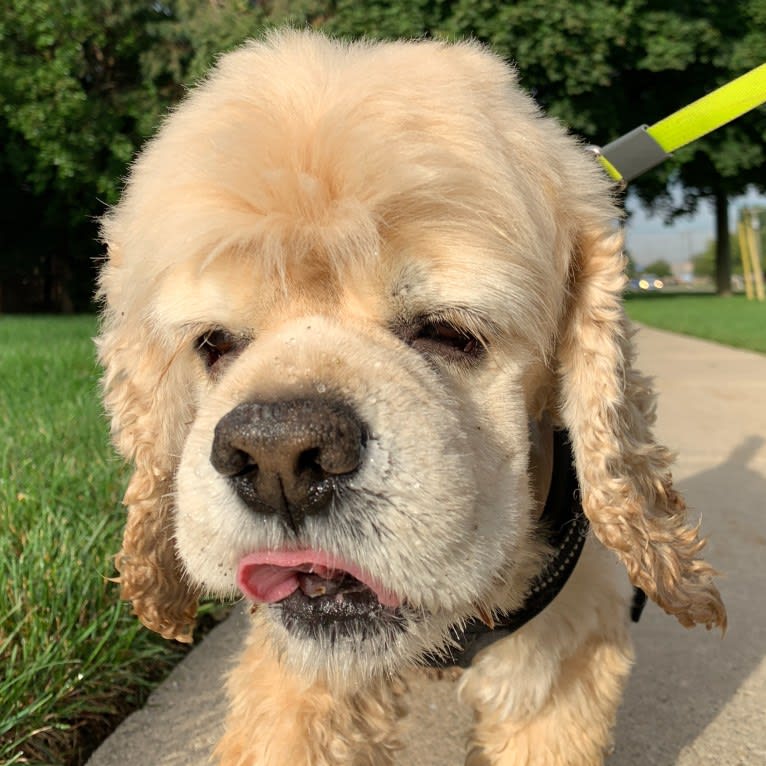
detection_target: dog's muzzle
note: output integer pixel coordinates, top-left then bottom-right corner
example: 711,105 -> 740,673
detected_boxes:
210,397 -> 367,533
211,396 -> 407,642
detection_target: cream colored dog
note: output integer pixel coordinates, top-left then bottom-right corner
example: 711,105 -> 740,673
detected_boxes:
97,30 -> 725,766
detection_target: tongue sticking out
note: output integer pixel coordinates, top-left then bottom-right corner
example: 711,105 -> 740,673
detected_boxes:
236,550 -> 399,608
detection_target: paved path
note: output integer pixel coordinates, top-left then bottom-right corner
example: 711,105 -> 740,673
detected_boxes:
87,326 -> 766,766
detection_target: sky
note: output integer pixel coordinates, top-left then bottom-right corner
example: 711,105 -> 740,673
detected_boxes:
624,187 -> 766,268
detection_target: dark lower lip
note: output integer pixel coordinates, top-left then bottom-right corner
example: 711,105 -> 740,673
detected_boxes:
276,588 -> 406,641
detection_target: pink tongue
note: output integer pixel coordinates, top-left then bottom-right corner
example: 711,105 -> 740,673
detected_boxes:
236,550 -> 399,607
239,564 -> 302,604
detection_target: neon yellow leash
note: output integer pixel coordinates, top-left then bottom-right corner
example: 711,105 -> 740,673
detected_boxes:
593,63 -> 766,183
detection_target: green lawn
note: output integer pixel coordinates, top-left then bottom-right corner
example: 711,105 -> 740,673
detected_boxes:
624,292 -> 766,354
0,316 -> 187,766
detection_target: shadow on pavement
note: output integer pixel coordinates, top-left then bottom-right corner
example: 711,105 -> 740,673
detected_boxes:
614,435 -> 766,764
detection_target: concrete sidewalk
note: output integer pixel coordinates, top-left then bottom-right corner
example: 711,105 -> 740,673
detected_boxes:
87,326 -> 766,766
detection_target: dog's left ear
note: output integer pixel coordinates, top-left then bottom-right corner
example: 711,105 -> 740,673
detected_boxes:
556,224 -> 726,630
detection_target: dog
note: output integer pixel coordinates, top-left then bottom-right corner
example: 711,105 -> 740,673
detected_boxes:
97,30 -> 726,765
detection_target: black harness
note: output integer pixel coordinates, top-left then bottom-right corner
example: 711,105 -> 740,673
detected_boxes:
427,430 -> 645,668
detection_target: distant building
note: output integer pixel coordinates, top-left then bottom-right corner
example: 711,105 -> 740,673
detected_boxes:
672,261 -> 694,283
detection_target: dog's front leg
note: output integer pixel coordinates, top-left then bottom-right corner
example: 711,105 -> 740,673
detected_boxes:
215,613 -> 406,766
459,547 -> 634,766
462,631 -> 632,766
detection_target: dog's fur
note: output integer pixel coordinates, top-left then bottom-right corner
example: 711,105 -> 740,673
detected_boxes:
97,31 -> 725,765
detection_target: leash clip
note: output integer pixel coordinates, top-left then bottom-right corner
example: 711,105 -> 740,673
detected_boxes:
589,125 -> 671,186
586,144 -> 626,190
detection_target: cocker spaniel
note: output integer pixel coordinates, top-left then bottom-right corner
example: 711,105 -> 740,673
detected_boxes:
97,30 -> 725,766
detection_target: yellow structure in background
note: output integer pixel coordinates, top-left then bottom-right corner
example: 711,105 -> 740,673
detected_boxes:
738,208 -> 766,301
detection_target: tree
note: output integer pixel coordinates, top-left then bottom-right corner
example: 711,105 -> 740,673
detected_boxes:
618,1 -> 766,295
624,252 -> 639,279
3,0 -> 765,309
0,0 -> 282,310
140,0 -> 271,87
0,1 -> 171,310
692,208 -> 766,279
691,234 -> 744,279
641,259 -> 673,278
449,1 -> 766,296
0,0 -> 464,311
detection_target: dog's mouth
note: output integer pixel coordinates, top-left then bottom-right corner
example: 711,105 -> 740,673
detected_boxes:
237,550 -> 404,639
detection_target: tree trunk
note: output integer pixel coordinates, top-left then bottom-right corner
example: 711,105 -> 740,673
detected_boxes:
45,235 -> 75,313
714,187 -> 731,296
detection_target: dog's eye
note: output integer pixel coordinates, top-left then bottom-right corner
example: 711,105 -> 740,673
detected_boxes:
195,329 -> 243,374
410,319 -> 483,362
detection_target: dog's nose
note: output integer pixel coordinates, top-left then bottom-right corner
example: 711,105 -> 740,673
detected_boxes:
210,398 -> 366,532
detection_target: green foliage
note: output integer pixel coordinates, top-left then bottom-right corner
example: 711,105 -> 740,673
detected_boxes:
641,258 -> 673,278
1,1 -> 160,202
1,1 -> 167,310
320,0 -> 452,39
692,207 -> 766,277
692,234 -> 744,278
624,1 -> 766,213
444,0 -> 637,137
141,0 -> 270,87
1,0 -> 764,307
624,252 -> 639,279
692,242 -> 718,279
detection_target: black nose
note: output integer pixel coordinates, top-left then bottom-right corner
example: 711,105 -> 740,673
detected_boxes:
210,398 -> 366,532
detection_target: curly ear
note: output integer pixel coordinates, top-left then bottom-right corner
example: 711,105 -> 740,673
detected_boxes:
97,273 -> 199,643
557,226 -> 726,630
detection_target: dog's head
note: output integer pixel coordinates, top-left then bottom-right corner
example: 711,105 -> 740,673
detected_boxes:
97,31 -> 724,677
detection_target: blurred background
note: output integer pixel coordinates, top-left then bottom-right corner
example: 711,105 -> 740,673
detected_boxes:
1,0 -> 765,313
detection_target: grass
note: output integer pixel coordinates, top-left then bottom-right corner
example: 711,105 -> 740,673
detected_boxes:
624,292 -> 766,354
0,316 -> 188,766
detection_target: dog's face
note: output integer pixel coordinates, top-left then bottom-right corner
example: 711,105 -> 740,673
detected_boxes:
97,31 -> 724,677
170,246 -> 549,673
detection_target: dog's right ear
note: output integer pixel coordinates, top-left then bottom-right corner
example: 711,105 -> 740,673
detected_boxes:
97,247 -> 199,643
